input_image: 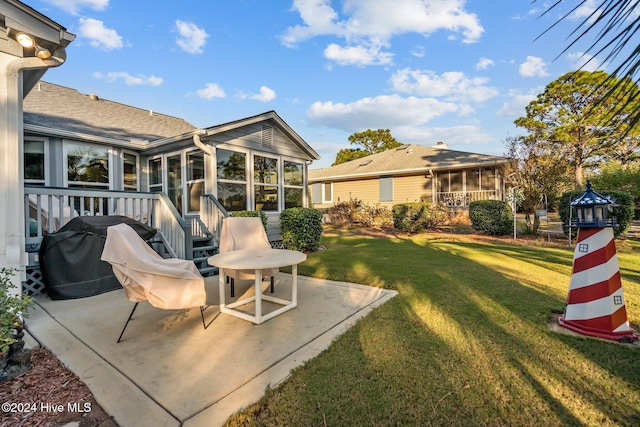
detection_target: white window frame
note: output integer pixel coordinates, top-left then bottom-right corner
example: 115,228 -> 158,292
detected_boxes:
282,157 -> 305,209
215,146 -> 249,212
122,149 -> 140,192
252,152 -> 279,212
23,137 -> 49,186
322,182 -> 333,203
186,149 -> 205,214
147,156 -> 163,192
62,140 -> 113,189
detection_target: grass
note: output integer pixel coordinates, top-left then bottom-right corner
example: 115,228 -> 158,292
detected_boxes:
226,230 -> 640,426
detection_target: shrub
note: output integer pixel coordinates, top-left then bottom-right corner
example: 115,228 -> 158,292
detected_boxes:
280,207 -> 323,252
468,200 -> 513,235
559,188 -> 634,238
230,210 -> 268,232
352,203 -> 394,228
1,268 -> 33,353
392,202 -> 448,233
327,199 -> 362,226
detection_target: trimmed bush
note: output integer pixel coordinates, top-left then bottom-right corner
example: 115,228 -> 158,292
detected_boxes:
280,207 -> 323,252
230,210 -> 268,232
392,202 -> 448,233
559,189 -> 634,238
469,200 -> 513,235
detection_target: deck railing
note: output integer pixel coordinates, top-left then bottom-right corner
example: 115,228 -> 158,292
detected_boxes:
24,186 -> 190,259
437,190 -> 500,208
199,195 -> 229,247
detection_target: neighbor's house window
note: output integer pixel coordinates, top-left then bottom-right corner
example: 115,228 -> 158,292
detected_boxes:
65,142 -> 110,189
323,182 -> 333,203
380,176 -> 393,202
217,148 -> 247,212
187,151 -> 205,212
148,157 -> 163,192
24,139 -> 47,185
254,155 -> 278,211
284,160 -> 304,208
122,151 -> 138,191
311,183 -> 322,205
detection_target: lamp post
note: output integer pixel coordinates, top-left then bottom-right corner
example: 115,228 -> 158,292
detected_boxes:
559,182 -> 637,342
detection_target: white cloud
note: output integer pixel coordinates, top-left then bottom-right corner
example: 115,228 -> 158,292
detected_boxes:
519,56 -> 550,78
281,0 -> 484,66
94,71 -> 163,86
196,83 -> 226,99
324,43 -> 393,66
43,0 -> 108,15
175,20 -> 209,54
390,68 -> 498,102
306,94 -> 461,132
250,86 -> 277,102
394,125 -> 493,146
496,89 -> 538,117
78,18 -> 122,50
476,57 -> 494,70
567,52 -> 604,72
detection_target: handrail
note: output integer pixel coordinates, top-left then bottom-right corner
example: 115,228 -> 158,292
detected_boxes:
199,194 -> 230,246
24,186 -> 188,259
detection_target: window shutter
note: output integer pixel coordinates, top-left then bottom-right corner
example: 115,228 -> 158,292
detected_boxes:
312,183 -> 322,204
380,176 -> 393,202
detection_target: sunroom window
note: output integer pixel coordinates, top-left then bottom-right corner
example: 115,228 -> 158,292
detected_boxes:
148,157 -> 163,192
284,160 -> 304,208
187,151 -> 205,212
217,148 -> 247,212
254,155 -> 278,211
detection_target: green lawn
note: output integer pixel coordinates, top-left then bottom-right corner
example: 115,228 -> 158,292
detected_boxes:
226,231 -> 640,426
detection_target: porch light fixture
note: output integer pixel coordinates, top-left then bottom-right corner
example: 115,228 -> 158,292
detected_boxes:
16,32 -> 35,48
34,45 -> 51,59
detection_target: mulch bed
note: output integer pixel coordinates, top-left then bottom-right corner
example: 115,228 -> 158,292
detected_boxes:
0,348 -> 118,427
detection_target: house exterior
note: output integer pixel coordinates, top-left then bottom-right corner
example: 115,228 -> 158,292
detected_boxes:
1,0 -> 75,291
309,142 -> 511,211
20,81 -> 319,292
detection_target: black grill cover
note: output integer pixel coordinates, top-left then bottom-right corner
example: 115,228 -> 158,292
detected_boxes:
39,215 -> 157,300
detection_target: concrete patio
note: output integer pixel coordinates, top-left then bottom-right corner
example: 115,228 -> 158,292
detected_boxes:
25,273 -> 397,427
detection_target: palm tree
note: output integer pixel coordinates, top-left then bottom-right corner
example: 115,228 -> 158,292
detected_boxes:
538,1 -> 640,127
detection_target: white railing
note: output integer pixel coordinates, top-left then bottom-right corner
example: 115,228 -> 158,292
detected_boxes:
437,190 -> 500,208
199,195 -> 229,247
24,186 -> 189,259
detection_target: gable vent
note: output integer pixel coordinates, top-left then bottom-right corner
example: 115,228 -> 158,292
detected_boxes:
261,125 -> 273,148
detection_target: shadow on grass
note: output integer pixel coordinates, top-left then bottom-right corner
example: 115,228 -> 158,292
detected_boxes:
230,234 -> 640,426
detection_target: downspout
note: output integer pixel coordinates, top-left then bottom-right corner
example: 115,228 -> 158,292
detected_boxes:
1,48 -> 67,286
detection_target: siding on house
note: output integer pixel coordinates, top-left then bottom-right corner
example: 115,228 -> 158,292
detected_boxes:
311,174 -> 434,209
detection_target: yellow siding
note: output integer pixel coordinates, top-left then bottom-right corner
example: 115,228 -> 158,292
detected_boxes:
310,174 -> 433,209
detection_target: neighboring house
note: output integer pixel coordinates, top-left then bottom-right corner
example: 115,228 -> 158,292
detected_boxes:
21,81 -> 319,292
309,142 -> 511,211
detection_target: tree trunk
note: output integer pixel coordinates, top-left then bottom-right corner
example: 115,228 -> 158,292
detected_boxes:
575,162 -> 584,189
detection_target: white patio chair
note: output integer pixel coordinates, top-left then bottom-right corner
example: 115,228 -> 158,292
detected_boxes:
101,223 -> 216,343
219,217 -> 277,297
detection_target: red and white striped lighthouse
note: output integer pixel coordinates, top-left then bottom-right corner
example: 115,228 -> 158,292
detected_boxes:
559,182 -> 637,342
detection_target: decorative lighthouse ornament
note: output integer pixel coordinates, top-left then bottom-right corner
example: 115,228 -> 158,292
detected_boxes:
560,181 -> 637,342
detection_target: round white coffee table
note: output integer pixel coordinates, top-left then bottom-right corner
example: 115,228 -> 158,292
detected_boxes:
208,248 -> 307,324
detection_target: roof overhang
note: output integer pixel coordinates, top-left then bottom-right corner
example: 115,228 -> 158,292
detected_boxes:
1,0 -> 75,93
200,110 -> 321,161
308,158 -> 511,183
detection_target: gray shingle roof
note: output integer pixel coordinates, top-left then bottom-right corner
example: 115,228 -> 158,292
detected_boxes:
309,144 -> 509,181
23,81 -> 196,142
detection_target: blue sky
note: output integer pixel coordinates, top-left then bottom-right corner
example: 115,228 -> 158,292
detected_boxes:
28,0 -> 609,169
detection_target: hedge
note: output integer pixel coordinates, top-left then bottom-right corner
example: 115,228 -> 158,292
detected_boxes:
468,200 -> 513,235
280,207 -> 323,252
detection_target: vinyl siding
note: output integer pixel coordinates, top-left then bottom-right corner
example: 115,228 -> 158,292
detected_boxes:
310,174 -> 433,209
